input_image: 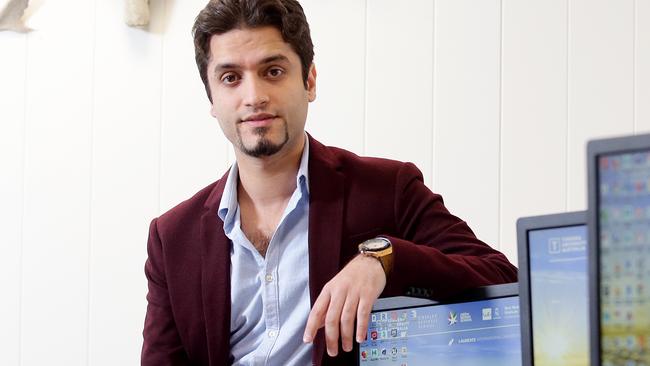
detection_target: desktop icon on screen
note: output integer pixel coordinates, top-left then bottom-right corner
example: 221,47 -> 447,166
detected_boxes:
447,311 -> 458,326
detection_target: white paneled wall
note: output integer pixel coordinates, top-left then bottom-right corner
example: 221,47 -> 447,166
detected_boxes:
365,0 -> 434,186
1,0 -> 648,364
301,0 -> 366,154
501,0 -> 569,263
567,0 -> 636,211
87,0 -> 165,364
0,30 -> 25,366
636,0 -> 650,132
434,0 -> 501,248
20,1 -> 94,365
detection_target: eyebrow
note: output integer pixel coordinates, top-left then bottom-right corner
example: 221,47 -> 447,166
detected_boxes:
213,54 -> 290,74
259,54 -> 289,65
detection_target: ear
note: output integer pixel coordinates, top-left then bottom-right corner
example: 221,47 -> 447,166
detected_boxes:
306,63 -> 317,102
209,103 -> 218,118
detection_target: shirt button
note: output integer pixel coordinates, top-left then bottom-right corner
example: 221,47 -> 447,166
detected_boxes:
268,330 -> 277,338
265,274 -> 273,282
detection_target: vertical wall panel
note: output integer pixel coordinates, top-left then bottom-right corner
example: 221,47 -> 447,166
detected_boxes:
637,0 -> 650,132
159,0 -> 228,213
567,0 -> 635,210
20,0 -> 94,364
301,0 -> 366,153
501,0 -> 568,263
365,0 -> 434,186
434,0 -> 501,250
87,0 -> 162,364
0,32 -> 26,366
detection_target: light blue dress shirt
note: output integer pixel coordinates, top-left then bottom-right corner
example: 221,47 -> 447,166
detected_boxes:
218,138 -> 312,366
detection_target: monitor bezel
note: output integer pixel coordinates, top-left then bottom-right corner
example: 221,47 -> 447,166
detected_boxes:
355,283 -> 519,365
587,132 -> 650,366
371,282 -> 519,312
516,211 -> 587,366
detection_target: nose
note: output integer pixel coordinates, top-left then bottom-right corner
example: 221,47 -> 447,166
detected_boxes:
242,76 -> 269,109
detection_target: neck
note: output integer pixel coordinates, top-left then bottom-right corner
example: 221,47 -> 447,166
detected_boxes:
236,135 -> 306,206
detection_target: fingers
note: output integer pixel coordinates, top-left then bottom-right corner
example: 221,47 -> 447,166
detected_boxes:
355,297 -> 373,343
324,288 -> 346,356
340,295 -> 360,352
303,283 -> 360,357
303,289 -> 331,344
304,255 -> 386,358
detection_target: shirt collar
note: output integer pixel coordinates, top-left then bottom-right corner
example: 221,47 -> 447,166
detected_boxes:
218,133 -> 310,223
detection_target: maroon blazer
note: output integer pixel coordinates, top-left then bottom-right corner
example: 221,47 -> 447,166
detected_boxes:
142,135 -> 518,365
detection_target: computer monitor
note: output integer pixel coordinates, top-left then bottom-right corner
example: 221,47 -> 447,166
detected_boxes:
588,133 -> 650,366
357,283 -> 521,366
517,211 -> 589,366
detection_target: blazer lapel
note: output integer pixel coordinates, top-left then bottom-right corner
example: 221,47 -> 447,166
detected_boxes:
307,136 -> 345,365
200,172 -> 231,365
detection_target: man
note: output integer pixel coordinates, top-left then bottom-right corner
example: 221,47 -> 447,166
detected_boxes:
141,0 -> 518,365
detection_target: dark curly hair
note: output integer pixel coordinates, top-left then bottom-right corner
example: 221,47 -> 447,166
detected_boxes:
192,0 -> 314,102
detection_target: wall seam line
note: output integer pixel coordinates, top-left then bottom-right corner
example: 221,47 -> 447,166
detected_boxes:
498,0 -> 504,251
86,0 -> 99,363
18,27 -> 29,366
431,0 -> 436,191
566,0 -> 571,211
158,0 -> 167,216
362,0 -> 368,155
633,0 -> 637,134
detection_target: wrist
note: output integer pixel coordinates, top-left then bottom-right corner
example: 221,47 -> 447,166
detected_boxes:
358,237 -> 393,277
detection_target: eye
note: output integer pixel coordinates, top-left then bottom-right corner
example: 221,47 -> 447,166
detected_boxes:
266,67 -> 284,79
221,72 -> 240,85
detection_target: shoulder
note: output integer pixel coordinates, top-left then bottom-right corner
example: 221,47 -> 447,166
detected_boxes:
317,142 -> 424,183
154,174 -> 226,236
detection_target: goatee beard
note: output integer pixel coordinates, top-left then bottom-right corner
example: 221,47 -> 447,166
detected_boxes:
238,124 -> 289,158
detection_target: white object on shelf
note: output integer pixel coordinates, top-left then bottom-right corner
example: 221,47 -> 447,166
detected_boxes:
125,0 -> 149,27
0,0 -> 29,32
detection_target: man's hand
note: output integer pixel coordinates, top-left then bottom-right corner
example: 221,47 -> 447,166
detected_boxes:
303,255 -> 386,357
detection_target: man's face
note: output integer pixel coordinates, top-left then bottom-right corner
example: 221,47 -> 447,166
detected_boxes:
207,26 -> 316,158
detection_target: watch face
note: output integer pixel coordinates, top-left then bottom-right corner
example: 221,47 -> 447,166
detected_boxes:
364,238 -> 389,251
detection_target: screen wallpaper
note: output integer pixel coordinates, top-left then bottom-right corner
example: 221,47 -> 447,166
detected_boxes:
599,151 -> 650,365
528,224 -> 589,366
359,296 -> 521,366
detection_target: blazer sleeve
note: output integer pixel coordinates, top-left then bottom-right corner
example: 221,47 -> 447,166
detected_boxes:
382,162 -> 518,299
141,218 -> 192,365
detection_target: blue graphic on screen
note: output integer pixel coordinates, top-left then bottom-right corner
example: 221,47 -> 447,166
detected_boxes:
528,225 -> 589,366
598,151 -> 650,365
359,296 -> 521,366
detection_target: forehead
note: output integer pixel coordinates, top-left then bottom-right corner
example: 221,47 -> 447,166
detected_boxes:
208,26 -> 300,66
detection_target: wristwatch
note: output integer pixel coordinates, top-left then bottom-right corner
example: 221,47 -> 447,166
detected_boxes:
358,237 -> 393,277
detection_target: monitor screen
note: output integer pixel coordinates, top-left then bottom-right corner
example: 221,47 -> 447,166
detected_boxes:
598,151 -> 650,365
358,295 -> 521,366
528,224 -> 589,365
